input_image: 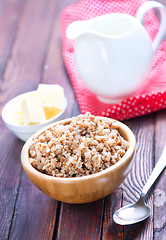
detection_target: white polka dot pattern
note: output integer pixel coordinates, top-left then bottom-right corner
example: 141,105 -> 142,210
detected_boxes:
61,0 -> 166,120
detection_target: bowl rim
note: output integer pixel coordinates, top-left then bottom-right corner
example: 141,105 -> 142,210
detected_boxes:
2,91 -> 68,129
21,116 -> 136,182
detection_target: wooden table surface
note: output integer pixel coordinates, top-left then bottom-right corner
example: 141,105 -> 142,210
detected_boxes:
0,0 -> 166,239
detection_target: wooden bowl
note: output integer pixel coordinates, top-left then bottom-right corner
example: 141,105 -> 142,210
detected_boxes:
21,117 -> 136,204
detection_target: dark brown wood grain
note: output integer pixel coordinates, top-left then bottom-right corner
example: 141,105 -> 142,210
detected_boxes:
57,199 -> 105,240
0,0 -> 165,239
8,172 -> 58,240
5,0 -> 80,240
0,0 -> 60,239
122,116 -> 155,240
0,0 -> 25,83
0,135 -> 23,240
0,1 -> 26,239
41,0 -> 78,119
101,115 -> 155,240
154,110 -> 166,240
102,190 -> 123,240
1,0 -> 58,103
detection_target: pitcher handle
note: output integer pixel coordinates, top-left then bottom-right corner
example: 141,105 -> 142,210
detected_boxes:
136,1 -> 166,54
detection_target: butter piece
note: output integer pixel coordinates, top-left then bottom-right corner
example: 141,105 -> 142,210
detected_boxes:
20,93 -> 46,125
44,106 -> 61,120
16,111 -> 24,125
37,84 -> 65,109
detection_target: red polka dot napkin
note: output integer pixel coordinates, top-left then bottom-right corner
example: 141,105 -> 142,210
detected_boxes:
61,0 -> 166,120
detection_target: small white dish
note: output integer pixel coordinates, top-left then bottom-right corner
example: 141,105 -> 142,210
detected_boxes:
2,91 -> 68,141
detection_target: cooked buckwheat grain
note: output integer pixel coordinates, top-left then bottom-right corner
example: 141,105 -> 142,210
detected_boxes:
29,113 -> 129,177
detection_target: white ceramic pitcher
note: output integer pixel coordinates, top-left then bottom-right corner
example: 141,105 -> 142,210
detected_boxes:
66,1 -> 166,104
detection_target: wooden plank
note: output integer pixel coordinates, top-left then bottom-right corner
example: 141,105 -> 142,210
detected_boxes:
0,1 -> 26,239
7,0 -> 79,239
0,0 -> 61,239
8,171 -> 58,240
102,190 -> 123,240
72,99 -> 81,117
101,115 -> 155,239
154,110 -> 166,240
0,0 -> 58,108
0,0 -> 25,83
57,199 -> 105,240
122,115 -> 155,239
41,0 -> 78,119
0,136 -> 23,240
0,0 -> 163,239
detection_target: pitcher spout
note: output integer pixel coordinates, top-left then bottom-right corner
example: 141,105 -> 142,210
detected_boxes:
66,21 -> 88,39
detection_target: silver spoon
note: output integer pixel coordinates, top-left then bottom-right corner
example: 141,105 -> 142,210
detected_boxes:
113,145 -> 166,225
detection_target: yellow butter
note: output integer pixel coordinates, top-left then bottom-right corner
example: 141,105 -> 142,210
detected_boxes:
16,111 -> 24,125
44,106 -> 61,120
28,122 -> 40,125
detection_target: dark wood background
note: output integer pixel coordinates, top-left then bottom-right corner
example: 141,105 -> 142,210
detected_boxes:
0,0 -> 165,239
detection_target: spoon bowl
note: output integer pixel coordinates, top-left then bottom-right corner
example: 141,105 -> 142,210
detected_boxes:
113,196 -> 150,225
113,145 -> 166,225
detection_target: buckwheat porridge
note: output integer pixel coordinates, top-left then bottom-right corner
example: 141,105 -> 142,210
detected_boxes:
29,113 -> 129,177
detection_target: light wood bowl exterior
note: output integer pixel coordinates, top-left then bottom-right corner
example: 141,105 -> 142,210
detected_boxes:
21,117 -> 136,204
